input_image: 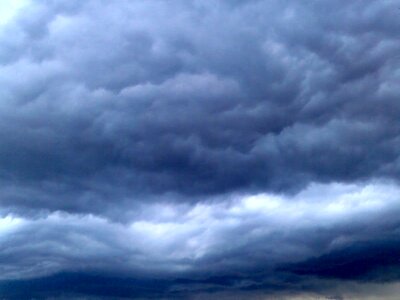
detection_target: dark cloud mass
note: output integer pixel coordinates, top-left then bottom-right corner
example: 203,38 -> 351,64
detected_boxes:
0,0 -> 399,299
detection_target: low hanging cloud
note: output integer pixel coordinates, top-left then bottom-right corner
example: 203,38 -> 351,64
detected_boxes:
2,182 -> 400,298
0,0 -> 399,299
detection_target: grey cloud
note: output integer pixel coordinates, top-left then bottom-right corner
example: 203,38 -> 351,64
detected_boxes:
0,0 -> 398,216
0,0 -> 400,298
0,183 -> 400,298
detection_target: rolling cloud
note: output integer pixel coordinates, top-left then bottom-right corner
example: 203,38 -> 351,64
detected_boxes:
0,0 -> 399,299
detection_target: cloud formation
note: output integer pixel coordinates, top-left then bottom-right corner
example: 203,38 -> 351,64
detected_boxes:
0,0 -> 399,298
2,182 -> 400,298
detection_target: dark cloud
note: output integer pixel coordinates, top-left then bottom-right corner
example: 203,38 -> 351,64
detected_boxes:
282,239 -> 400,281
0,183 -> 399,299
0,0 -> 399,298
0,272 -> 173,299
0,0 -> 399,216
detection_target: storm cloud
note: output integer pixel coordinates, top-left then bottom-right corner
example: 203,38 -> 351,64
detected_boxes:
0,0 -> 399,299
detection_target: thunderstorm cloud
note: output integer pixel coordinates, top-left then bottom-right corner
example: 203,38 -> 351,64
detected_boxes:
0,0 -> 399,299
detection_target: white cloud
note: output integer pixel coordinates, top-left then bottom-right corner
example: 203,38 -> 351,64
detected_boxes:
0,0 -> 30,27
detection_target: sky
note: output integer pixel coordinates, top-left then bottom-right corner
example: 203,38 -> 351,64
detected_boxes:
0,0 -> 399,299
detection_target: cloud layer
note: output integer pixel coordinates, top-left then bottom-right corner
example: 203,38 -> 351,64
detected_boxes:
2,182 -> 400,299
0,0 -> 399,299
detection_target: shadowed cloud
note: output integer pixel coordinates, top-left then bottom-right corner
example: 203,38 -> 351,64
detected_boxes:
0,0 -> 399,299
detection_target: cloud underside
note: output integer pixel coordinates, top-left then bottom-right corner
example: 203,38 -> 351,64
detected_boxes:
0,0 -> 399,298
2,182 -> 400,299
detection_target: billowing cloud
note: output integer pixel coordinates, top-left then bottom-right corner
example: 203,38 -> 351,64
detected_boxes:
1,182 -> 400,298
0,0 -> 399,299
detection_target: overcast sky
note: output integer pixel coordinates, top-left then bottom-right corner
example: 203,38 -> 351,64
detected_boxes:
0,0 -> 400,299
